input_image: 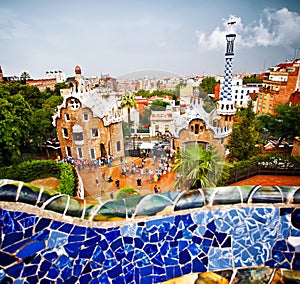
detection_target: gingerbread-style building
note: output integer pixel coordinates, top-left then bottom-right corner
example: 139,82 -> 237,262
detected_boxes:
52,66 -> 124,161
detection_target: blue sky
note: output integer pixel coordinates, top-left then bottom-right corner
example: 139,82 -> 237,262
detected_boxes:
1,0 -> 300,79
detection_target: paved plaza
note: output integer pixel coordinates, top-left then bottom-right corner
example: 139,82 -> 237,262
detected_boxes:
78,156 -> 300,202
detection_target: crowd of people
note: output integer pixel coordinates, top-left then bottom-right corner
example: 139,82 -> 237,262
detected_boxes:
57,142 -> 176,198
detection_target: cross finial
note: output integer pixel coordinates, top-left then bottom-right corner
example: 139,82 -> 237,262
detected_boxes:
228,16 -> 236,26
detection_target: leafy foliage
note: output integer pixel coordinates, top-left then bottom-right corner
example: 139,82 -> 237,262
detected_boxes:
116,186 -> 140,199
226,154 -> 300,184
199,76 -> 217,94
57,163 -> 76,196
242,74 -> 262,84
173,144 -> 231,189
150,100 -> 170,111
258,103 -> 300,143
120,93 -> 137,125
227,100 -> 261,161
0,160 -> 76,196
0,91 -> 33,165
0,82 -> 64,166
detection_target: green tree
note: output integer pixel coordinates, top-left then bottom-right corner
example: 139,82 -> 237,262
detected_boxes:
258,103 -> 300,144
243,74 -> 262,84
150,100 -> 169,111
140,107 -> 151,127
20,71 -> 31,84
199,76 -> 217,94
54,82 -> 70,96
135,89 -> 151,98
0,92 -> 33,165
174,82 -> 186,98
173,144 -> 230,189
227,100 -> 261,161
120,93 -> 137,125
44,95 -> 63,109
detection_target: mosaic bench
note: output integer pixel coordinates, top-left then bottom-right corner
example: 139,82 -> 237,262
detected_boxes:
0,179 -> 299,283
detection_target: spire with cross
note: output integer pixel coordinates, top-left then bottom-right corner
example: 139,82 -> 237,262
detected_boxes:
217,17 -> 237,116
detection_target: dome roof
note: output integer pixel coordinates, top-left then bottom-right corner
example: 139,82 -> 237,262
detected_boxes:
75,65 -> 81,75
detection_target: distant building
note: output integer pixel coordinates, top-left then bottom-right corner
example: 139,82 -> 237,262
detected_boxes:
26,78 -> 57,91
52,66 -> 124,160
219,77 -> 261,108
150,111 -> 175,137
99,74 -> 117,91
257,59 -> 300,115
44,70 -> 66,83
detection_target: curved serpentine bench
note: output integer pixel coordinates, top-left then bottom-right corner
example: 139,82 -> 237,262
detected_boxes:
0,179 -> 299,283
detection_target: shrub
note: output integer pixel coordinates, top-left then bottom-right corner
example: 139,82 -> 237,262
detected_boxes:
116,186 -> 140,199
0,160 -> 76,196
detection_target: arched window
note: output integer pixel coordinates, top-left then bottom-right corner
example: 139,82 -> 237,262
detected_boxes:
73,125 -> 84,145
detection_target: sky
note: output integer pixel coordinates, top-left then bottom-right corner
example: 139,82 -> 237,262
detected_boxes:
1,0 -> 300,79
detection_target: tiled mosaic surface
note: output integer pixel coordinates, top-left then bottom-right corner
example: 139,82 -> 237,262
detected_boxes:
0,180 -> 299,283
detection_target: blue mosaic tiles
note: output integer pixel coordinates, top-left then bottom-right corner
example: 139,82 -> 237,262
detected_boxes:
0,180 -> 299,283
0,205 -> 299,282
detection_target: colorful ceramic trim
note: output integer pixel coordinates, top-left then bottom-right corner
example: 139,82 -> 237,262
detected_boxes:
0,180 -> 299,283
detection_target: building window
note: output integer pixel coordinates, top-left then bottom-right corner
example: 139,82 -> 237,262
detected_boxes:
77,148 -> 83,159
116,141 -> 121,152
65,113 -> 70,121
235,95 -> 237,99
90,148 -> 96,160
235,90 -> 238,93
155,125 -> 159,131
195,124 -> 199,134
259,94 -> 262,99
66,146 -> 71,157
69,98 -> 80,110
165,125 -> 169,132
73,125 -> 84,145
74,132 -> 84,141
91,128 -> 99,138
83,113 -> 89,121
62,128 -> 69,138
200,126 -> 204,133
190,125 -> 194,132
241,90 -> 244,93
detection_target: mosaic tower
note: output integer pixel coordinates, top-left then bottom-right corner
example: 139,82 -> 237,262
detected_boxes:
217,22 -> 237,115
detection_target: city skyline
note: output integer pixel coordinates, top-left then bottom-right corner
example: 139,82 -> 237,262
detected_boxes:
1,0 -> 300,79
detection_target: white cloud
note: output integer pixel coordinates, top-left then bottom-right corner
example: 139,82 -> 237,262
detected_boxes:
196,7 -> 300,50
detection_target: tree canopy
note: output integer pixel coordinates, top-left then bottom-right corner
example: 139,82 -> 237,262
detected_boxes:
150,100 -> 170,111
258,103 -> 300,143
120,93 -> 137,125
227,100 -> 261,161
0,82 -> 64,166
173,144 -> 230,189
242,74 -> 262,85
199,76 -> 217,94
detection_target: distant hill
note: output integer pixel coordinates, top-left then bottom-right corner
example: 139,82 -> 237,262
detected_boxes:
117,69 -> 181,80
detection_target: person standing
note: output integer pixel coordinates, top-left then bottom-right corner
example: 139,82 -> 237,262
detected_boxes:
154,184 -> 158,193
137,177 -> 142,187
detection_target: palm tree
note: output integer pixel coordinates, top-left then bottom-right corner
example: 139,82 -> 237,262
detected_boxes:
173,144 -> 230,190
20,71 -> 31,83
120,93 -> 137,126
